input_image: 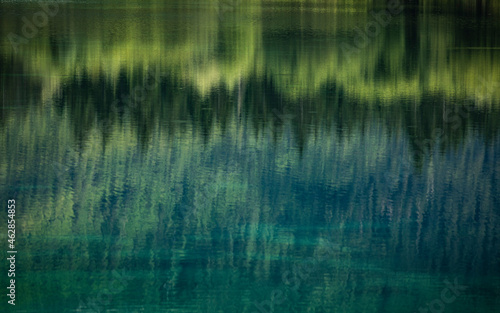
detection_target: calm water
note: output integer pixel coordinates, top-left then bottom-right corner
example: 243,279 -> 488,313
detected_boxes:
1,1 -> 500,312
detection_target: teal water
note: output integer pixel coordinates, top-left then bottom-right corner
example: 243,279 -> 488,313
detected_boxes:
1,0 -> 500,312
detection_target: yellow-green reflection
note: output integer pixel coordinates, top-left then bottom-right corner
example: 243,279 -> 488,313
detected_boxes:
2,0 -> 500,105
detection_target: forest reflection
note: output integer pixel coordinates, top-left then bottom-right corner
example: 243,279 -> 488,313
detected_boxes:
1,1 -> 500,312
1,0 -> 500,151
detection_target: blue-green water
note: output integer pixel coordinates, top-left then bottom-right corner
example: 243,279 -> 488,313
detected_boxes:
1,1 -> 500,312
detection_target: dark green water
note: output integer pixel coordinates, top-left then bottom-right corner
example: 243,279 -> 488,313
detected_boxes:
1,1 -> 500,312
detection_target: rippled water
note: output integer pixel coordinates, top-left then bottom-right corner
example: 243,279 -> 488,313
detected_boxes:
1,1 -> 499,312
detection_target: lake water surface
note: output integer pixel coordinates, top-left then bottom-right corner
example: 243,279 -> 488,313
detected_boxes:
0,1 -> 499,312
